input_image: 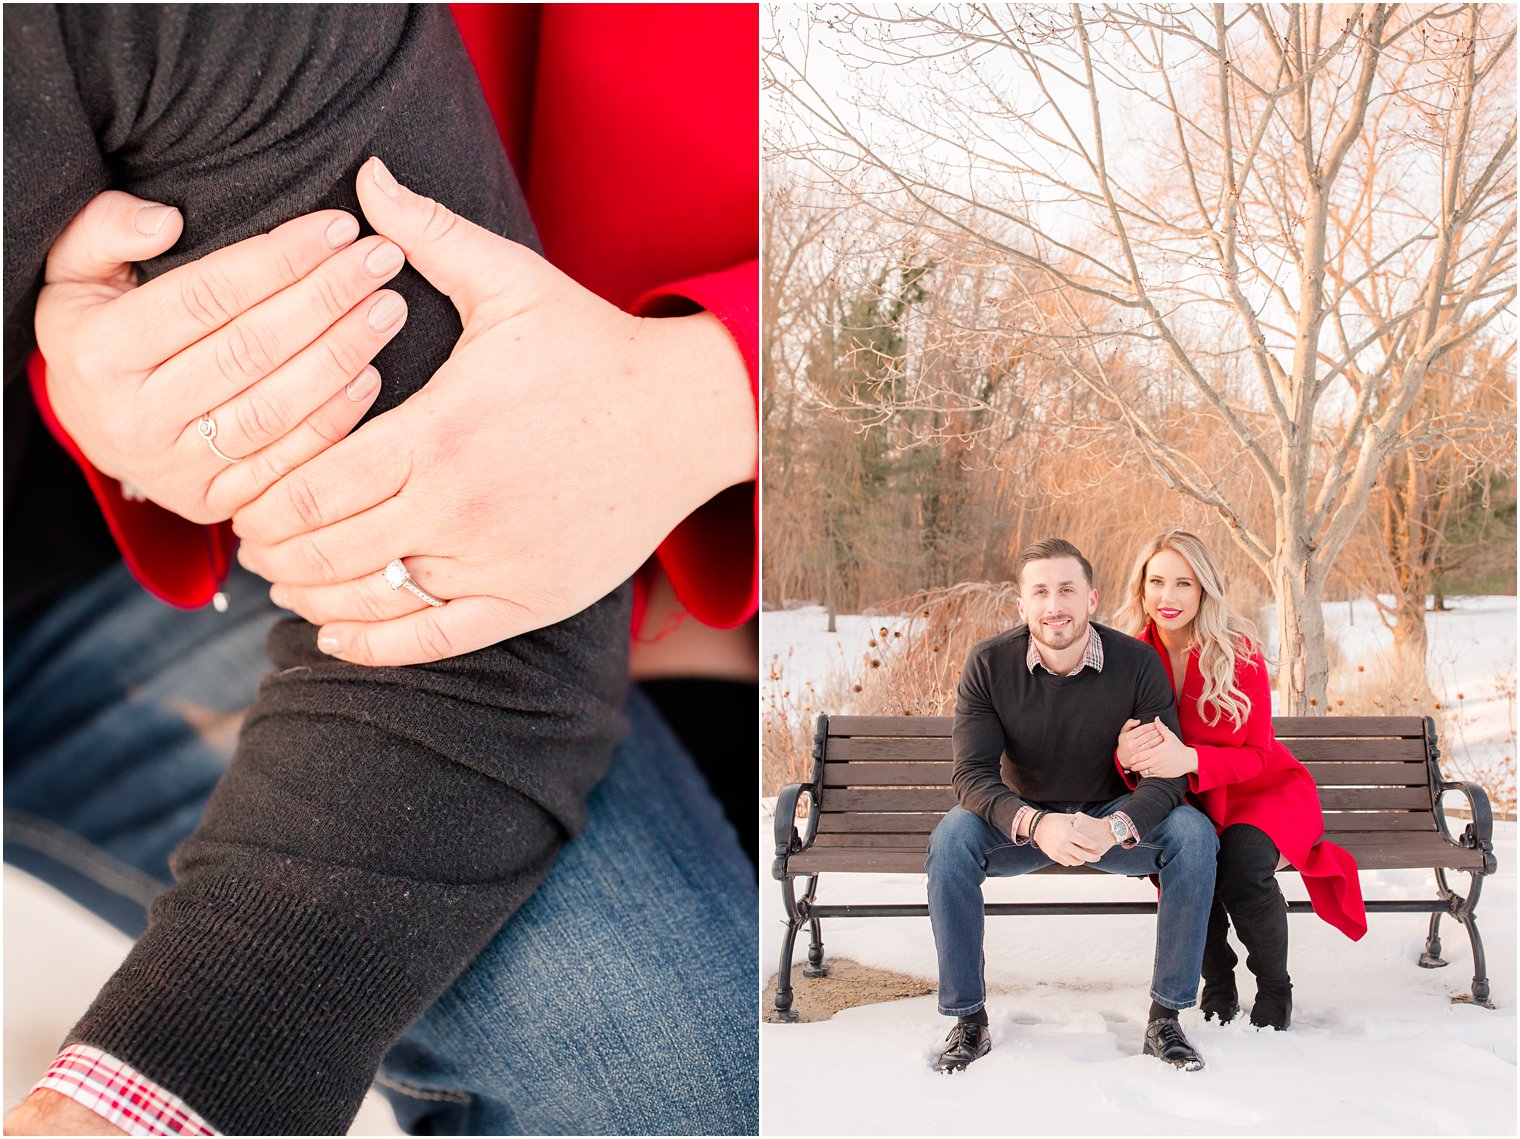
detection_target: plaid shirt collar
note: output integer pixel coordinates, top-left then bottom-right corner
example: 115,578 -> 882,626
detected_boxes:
1026,622 -> 1104,676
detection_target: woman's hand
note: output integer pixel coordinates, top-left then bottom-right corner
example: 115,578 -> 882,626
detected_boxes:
35,190 -> 410,524
233,158 -> 756,666
1127,718 -> 1198,779
1115,717 -> 1156,771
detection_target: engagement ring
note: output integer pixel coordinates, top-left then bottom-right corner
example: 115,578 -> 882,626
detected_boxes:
197,415 -> 239,463
383,558 -> 446,608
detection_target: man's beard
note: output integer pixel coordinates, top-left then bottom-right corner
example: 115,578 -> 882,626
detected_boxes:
1029,611 -> 1088,655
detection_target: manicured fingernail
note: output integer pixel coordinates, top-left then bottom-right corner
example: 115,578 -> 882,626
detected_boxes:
318,633 -> 341,654
364,241 -> 404,278
134,204 -> 176,235
371,157 -> 401,200
346,365 -> 381,401
366,292 -> 406,332
325,213 -> 360,249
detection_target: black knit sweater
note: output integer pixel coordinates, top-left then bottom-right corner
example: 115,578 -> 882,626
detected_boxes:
4,7 -> 630,1133
952,622 -> 1187,838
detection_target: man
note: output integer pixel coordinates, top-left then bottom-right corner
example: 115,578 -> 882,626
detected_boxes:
926,538 -> 1217,1073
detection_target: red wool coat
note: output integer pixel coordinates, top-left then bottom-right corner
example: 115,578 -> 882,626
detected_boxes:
1134,624 -> 1368,941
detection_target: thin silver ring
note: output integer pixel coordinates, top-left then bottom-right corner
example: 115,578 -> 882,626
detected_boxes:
383,558 -> 446,608
198,415 -> 239,463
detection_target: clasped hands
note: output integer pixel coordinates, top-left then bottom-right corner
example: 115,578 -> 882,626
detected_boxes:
1028,812 -> 1116,866
1116,717 -> 1198,779
40,158 -> 755,665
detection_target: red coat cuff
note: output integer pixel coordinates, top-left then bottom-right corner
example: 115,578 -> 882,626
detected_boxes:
631,262 -> 758,629
27,350 -> 231,609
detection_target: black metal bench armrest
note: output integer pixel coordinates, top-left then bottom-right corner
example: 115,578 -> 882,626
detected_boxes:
1435,779 -> 1498,876
772,783 -> 820,880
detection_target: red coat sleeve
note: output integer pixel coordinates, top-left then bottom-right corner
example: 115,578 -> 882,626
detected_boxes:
1189,652 -> 1275,793
632,260 -> 758,629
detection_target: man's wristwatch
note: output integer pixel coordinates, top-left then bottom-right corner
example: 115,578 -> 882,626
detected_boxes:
1107,814 -> 1138,849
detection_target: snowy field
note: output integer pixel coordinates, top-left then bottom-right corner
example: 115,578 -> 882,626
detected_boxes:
760,598 -> 1516,1134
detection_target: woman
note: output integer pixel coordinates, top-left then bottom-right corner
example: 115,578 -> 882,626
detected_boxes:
1115,530 -> 1366,1031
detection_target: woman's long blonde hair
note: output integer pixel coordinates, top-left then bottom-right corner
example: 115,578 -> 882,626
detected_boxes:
1117,530 -> 1260,729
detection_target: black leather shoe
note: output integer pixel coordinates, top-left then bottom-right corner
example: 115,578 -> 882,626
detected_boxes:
1143,1018 -> 1205,1071
1200,975 -> 1240,1024
1250,981 -> 1293,1030
933,1020 -> 991,1073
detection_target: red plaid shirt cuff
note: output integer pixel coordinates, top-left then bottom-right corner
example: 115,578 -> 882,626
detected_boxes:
34,1045 -> 217,1136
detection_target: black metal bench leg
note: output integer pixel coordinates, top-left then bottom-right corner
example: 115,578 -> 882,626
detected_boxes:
1422,867 -> 1495,1007
769,874 -> 824,1021
804,911 -> 829,977
1448,868 -> 1494,1008
1418,910 -> 1446,969
768,876 -> 804,1022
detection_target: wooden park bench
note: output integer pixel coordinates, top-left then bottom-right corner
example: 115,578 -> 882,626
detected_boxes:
769,714 -> 1497,1021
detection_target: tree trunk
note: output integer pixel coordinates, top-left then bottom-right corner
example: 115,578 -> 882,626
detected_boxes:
1390,587 -> 1431,668
1274,552 -> 1330,716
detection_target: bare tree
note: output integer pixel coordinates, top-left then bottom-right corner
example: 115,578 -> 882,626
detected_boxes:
1361,333 -> 1516,662
766,3 -> 1516,711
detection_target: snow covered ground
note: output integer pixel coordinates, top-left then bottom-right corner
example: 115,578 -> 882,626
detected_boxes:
760,597 -> 1516,1134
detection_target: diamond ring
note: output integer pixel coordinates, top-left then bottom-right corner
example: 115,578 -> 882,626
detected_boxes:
197,415 -> 239,463
383,558 -> 446,608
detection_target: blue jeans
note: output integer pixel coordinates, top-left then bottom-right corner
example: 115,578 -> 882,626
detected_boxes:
926,801 -> 1217,1015
4,562 -> 757,1135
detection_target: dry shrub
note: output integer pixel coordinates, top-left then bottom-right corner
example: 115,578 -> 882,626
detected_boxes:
1434,664 -> 1517,818
1323,644 -> 1438,718
1324,649 -> 1516,817
763,644 -> 853,795
856,582 -> 1024,715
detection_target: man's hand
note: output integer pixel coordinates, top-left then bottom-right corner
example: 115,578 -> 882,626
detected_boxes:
1033,813 -> 1112,866
1128,719 -> 1198,779
4,1090 -> 124,1135
234,157 -> 756,666
1116,717 -> 1162,770
36,191 -> 407,524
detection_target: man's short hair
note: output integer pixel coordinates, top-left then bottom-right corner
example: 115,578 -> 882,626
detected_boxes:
1013,537 -> 1094,590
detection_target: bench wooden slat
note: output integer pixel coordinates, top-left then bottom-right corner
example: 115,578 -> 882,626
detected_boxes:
812,833 -> 933,849
1282,738 -> 1428,761
1302,761 -> 1431,785
825,714 -> 1429,739
1306,841 -> 1485,870
1325,830 -> 1454,846
1318,787 -> 1430,810
818,786 -> 1433,812
818,759 -> 1432,787
1272,716 -> 1427,737
821,788 -> 958,812
822,763 -> 952,786
1322,811 -> 1434,831
790,849 -> 939,874
812,810 -> 1442,836
828,715 -> 954,737
815,813 -> 941,834
825,738 -> 958,761
800,837 -> 1489,871
821,735 -> 1430,765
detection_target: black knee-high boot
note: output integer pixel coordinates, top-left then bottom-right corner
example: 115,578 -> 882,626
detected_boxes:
1199,895 -> 1240,1022
1216,824 -> 1292,1029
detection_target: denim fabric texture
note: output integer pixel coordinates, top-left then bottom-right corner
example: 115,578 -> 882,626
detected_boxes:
926,800 -> 1217,1014
4,562 -> 757,1135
